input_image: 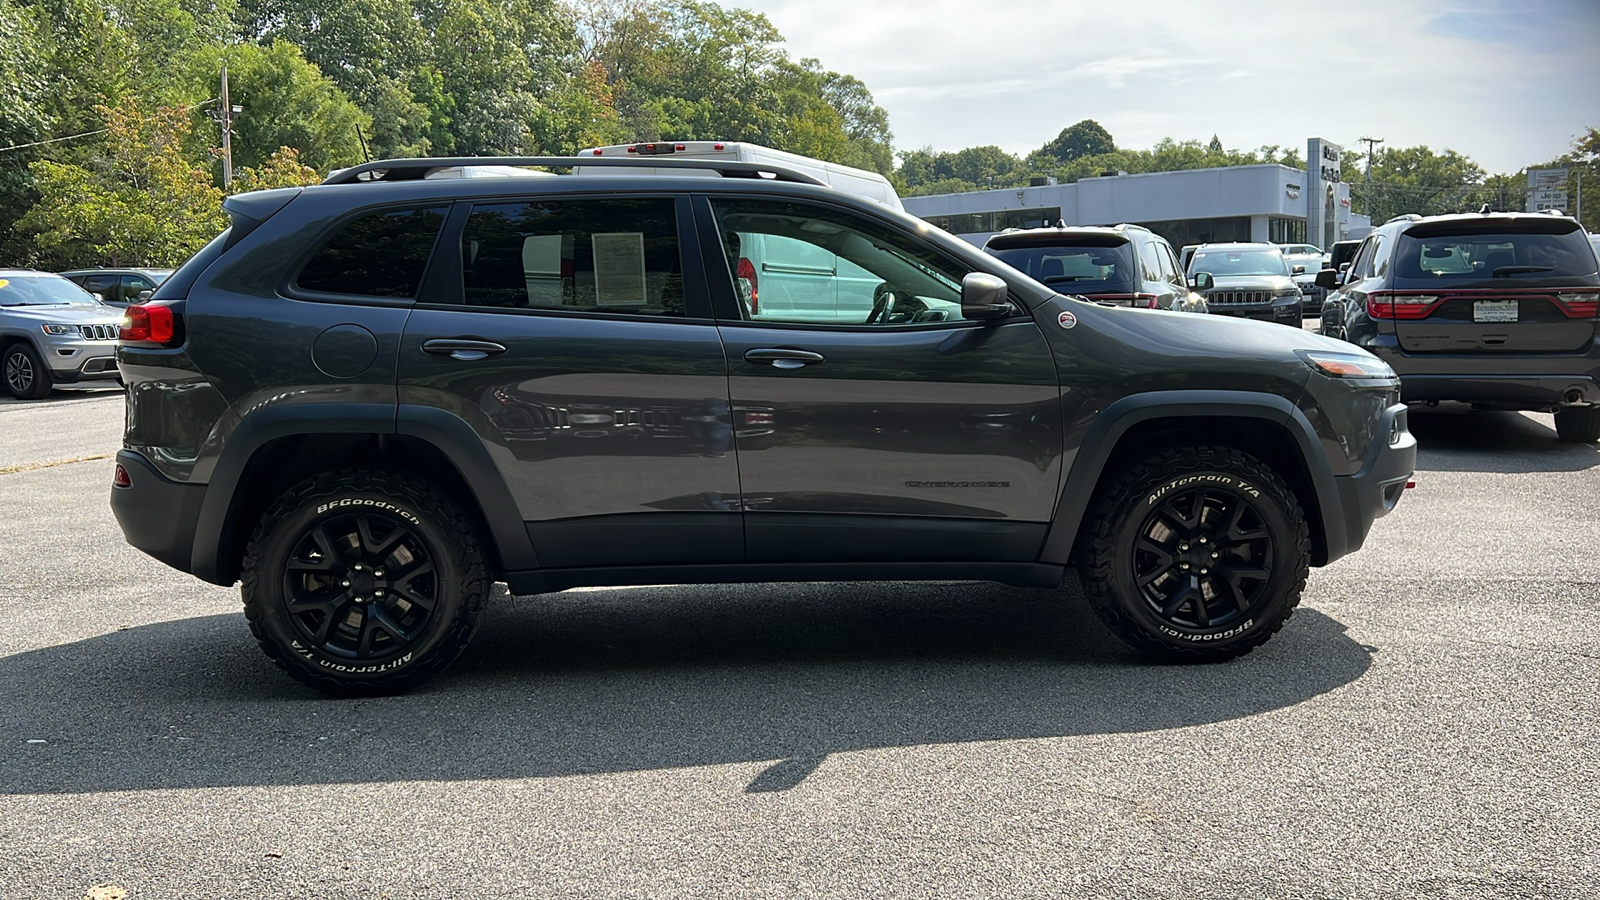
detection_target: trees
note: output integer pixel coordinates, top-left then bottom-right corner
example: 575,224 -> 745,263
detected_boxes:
1039,119 -> 1115,163
19,97 -> 227,268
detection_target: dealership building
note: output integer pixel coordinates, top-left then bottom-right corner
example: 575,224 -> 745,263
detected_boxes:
904,137 -> 1371,252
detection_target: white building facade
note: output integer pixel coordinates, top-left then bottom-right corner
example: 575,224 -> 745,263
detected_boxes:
904,138 -> 1370,251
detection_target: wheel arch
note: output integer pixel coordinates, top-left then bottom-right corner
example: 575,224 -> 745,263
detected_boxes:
1040,391 -> 1347,568
191,404 -> 537,586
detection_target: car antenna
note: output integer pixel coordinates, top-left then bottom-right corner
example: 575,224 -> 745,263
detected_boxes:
1478,203 -> 1491,215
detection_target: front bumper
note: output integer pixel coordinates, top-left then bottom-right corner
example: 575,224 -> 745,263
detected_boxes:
1205,296 -> 1303,326
43,337 -> 120,383
1329,403 -> 1416,562
110,450 -> 206,574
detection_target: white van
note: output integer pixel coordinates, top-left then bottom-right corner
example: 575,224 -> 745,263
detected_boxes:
577,141 -> 906,323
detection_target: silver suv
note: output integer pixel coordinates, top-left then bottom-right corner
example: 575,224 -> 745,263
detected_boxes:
1,270 -> 125,399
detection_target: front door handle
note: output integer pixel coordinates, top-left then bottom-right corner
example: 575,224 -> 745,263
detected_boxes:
744,348 -> 825,369
422,339 -> 508,361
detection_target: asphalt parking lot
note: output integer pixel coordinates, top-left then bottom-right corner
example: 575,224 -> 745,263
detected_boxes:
2,386 -> 1596,899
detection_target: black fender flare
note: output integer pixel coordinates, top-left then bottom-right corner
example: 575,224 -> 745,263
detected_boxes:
1037,390 -> 1347,566
189,402 -> 537,584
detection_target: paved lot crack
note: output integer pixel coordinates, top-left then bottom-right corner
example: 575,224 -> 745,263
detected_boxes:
0,454 -> 110,476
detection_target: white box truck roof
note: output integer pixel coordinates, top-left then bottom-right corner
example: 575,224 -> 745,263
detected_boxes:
575,141 -> 904,212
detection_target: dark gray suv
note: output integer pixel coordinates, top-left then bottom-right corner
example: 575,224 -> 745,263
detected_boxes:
1187,242 -> 1304,326
109,156 -> 1415,694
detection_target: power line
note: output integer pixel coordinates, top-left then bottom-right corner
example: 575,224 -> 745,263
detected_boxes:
0,129 -> 110,154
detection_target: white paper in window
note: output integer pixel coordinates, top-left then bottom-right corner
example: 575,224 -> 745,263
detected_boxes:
591,232 -> 647,306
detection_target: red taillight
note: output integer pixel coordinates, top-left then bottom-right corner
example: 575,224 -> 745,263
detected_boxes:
1554,292 -> 1600,318
675,143 -> 686,151
1366,292 -> 1440,320
113,464 -> 131,488
626,145 -> 637,153
1136,292 -> 1159,309
740,410 -> 775,427
713,143 -> 725,150
120,304 -> 175,343
736,257 -> 759,313
591,149 -> 603,156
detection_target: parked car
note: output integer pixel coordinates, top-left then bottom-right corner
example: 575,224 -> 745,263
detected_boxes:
1276,242 -> 1327,308
982,224 -> 1203,312
1328,240 -> 1362,277
0,270 -> 124,399
1186,242 -> 1304,325
59,267 -> 173,308
1316,210 -> 1600,441
109,154 -> 1414,695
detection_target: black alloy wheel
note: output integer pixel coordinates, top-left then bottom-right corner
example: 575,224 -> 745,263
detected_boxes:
281,511 -> 439,664
1080,445 -> 1310,661
241,468 -> 489,695
1130,485 -> 1272,632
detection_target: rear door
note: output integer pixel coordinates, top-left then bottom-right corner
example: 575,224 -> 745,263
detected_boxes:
397,194 -> 743,569
697,194 -> 1063,563
1387,222 -> 1600,354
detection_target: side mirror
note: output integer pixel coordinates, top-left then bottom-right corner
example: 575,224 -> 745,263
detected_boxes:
1189,272 -> 1214,292
1314,268 -> 1340,290
960,272 -> 1011,319
1292,264 -> 1306,275
137,289 -> 153,301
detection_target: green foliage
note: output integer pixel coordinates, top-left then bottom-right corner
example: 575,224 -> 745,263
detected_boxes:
19,97 -> 227,268
1528,126 -> 1600,232
229,146 -> 323,193
1038,119 -> 1115,163
1344,144 -> 1491,223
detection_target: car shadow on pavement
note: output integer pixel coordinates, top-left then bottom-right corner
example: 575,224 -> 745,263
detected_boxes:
0,387 -> 123,408
1409,408 -> 1599,473
0,582 -> 1371,796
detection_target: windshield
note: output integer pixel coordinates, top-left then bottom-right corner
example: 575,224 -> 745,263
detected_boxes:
1189,249 -> 1289,277
1391,229 -> 1599,289
987,242 -> 1136,295
0,273 -> 100,307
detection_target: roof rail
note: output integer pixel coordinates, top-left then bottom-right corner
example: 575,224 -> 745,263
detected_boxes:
322,156 -> 828,187
1383,213 -> 1423,225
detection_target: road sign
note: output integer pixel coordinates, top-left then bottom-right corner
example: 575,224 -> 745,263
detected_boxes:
1527,167 -> 1568,188
1533,191 -> 1568,212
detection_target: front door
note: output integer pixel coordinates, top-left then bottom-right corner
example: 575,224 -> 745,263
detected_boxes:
398,194 -> 742,568
696,195 -> 1063,563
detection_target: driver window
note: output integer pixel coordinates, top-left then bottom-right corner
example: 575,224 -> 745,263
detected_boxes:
708,198 -> 970,326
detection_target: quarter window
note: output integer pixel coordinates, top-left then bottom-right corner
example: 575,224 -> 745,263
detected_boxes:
458,198 -> 684,316
297,206 -> 448,298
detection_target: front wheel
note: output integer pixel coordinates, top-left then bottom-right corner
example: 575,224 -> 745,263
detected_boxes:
1554,407 -> 1600,443
1079,445 -> 1310,661
3,343 -> 53,399
241,469 -> 489,695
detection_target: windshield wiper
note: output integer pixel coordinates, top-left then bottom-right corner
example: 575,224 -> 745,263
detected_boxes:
1041,275 -> 1091,283
1492,266 -> 1553,277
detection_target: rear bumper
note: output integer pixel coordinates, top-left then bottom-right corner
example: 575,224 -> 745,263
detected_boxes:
1397,374 -> 1600,408
1328,403 -> 1416,563
110,450 -> 205,575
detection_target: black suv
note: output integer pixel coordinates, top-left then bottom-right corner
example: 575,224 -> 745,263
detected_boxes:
983,224 -> 1199,311
110,156 -> 1415,694
1317,211 -> 1600,441
1186,242 -> 1305,326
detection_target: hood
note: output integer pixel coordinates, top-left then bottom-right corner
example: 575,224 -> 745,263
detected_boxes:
1209,274 -> 1296,292
1,303 -> 124,327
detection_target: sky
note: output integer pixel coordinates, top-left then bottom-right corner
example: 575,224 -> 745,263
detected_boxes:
730,0 -> 1600,173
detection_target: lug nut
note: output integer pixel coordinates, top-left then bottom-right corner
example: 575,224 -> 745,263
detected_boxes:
1211,551 -> 1220,559
374,589 -> 385,597
373,569 -> 384,577
341,580 -> 351,587
1179,542 -> 1190,551
1199,567 -> 1209,575
1180,562 -> 1191,570
1198,536 -> 1208,544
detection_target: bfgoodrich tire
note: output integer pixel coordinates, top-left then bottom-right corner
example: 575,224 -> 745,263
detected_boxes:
1080,445 -> 1310,662
1554,407 -> 1600,443
241,468 -> 489,695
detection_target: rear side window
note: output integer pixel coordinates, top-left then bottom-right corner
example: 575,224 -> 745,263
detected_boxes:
1392,226 -> 1599,288
458,198 -> 684,316
297,206 -> 448,298
989,240 -> 1136,295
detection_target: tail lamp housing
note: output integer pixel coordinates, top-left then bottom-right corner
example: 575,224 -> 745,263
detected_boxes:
120,304 -> 178,345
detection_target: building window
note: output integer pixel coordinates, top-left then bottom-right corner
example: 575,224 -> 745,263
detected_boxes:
1269,217 -> 1307,244
1132,217 -> 1253,249
926,207 -> 1061,235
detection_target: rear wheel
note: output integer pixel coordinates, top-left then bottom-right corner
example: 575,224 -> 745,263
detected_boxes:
1554,407 -> 1600,443
3,343 -> 52,399
1079,445 -> 1310,661
241,468 -> 489,695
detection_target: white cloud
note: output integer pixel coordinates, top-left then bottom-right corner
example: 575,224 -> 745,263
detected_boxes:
735,0 -> 1600,171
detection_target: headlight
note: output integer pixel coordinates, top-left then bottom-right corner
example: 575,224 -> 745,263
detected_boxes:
1297,350 -> 1395,379
1275,287 -> 1300,298
40,324 -> 80,336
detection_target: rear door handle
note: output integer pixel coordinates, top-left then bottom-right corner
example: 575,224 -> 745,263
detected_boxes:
744,348 -> 824,369
422,339 -> 508,361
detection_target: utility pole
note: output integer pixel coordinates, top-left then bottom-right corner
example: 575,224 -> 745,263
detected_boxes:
1354,136 -> 1383,220
220,62 -> 234,186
